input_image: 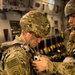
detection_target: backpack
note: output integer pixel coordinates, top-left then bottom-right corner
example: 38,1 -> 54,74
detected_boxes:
0,41 -> 26,60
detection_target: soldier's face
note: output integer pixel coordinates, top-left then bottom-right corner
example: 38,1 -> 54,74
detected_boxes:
24,32 -> 41,48
29,33 -> 41,48
68,13 -> 75,28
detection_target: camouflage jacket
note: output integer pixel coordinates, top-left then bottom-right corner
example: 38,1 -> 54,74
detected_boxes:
46,60 -> 75,75
64,28 -> 75,54
0,36 -> 36,75
64,28 -> 71,48
66,32 -> 75,53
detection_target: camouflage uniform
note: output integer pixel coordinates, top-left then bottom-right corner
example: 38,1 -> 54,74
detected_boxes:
0,10 -> 50,75
66,30 -> 75,53
0,36 -> 34,75
63,0 -> 75,54
46,60 -> 75,75
64,28 -> 71,47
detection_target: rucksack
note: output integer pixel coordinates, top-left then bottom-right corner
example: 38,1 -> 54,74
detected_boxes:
0,41 -> 26,60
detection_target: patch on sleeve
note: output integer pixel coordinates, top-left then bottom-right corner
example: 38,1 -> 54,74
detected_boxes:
7,58 -> 19,69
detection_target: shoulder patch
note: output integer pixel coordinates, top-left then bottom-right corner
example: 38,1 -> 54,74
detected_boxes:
7,58 -> 19,69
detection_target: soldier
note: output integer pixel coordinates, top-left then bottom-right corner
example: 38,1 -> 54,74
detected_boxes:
63,0 -> 75,62
51,0 -> 75,62
32,0 -> 75,75
0,10 -> 50,75
64,0 -> 75,52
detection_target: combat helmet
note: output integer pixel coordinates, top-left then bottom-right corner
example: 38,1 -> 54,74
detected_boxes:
20,10 -> 50,38
64,0 -> 75,17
